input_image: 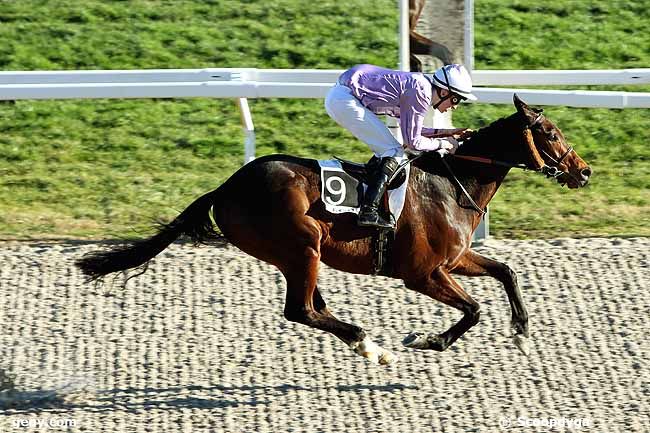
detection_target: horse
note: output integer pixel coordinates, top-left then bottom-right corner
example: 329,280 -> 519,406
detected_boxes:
409,0 -> 454,71
76,94 -> 591,365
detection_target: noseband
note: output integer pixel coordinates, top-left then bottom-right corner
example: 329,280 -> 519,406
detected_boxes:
539,145 -> 574,178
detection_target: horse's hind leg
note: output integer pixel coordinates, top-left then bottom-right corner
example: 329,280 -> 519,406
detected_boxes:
280,220 -> 397,365
311,285 -> 398,363
311,286 -> 358,341
281,252 -> 359,342
312,287 -> 332,317
218,180 -> 396,365
403,268 -> 480,351
282,261 -> 397,365
452,249 -> 530,354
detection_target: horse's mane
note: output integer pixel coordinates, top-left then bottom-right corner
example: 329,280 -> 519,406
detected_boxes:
413,112 -> 521,173
459,115 -> 518,155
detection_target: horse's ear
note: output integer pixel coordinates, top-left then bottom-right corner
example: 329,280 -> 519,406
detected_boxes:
513,93 -> 526,111
513,93 -> 539,124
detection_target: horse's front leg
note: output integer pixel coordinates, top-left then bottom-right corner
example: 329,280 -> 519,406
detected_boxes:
452,249 -> 531,355
402,268 -> 480,351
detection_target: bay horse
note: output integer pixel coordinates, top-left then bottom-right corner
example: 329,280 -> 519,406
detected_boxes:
76,95 -> 591,365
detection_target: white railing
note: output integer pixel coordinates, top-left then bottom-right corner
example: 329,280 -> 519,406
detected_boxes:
2,67 -> 648,161
2,68 -> 649,106
473,69 -> 650,85
1,67 -> 647,241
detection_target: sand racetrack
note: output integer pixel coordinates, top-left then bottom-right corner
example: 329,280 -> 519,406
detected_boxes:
0,237 -> 648,432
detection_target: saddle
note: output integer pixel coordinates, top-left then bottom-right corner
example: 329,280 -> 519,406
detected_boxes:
333,155 -> 407,191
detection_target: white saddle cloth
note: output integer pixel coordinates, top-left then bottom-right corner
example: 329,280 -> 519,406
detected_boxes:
318,159 -> 410,223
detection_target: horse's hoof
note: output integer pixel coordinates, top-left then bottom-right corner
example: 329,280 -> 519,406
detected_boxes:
511,320 -> 530,338
513,334 -> 531,355
426,335 -> 446,352
402,332 -> 428,349
351,337 -> 393,365
378,349 -> 398,365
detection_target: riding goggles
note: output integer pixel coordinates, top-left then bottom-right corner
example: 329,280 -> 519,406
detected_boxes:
449,93 -> 467,106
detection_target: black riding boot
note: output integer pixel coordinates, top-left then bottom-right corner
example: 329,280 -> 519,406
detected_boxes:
358,157 -> 399,229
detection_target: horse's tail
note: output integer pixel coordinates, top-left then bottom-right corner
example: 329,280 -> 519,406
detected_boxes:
75,188 -> 223,282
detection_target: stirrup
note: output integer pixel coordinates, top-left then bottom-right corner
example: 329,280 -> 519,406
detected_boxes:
358,209 -> 395,229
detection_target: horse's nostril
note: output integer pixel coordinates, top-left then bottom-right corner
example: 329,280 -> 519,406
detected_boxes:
581,167 -> 592,178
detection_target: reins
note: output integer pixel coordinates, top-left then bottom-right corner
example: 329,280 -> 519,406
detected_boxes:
439,157 -> 486,215
451,113 -> 577,179
439,112 -> 577,214
446,144 -> 575,215
387,152 -> 487,215
452,154 -> 529,170
388,112 -> 577,216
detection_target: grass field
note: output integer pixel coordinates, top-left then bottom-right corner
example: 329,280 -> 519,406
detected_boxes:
0,0 -> 648,239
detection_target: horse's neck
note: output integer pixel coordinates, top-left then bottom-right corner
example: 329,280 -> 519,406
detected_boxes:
411,117 -> 522,213
423,163 -> 509,212
453,117 -> 524,208
460,115 -> 524,161
406,164 -> 506,230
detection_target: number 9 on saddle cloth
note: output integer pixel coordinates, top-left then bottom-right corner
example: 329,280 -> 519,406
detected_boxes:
318,156 -> 409,226
318,156 -> 410,275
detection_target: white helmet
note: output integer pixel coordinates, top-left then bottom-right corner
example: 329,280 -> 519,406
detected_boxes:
431,64 -> 477,101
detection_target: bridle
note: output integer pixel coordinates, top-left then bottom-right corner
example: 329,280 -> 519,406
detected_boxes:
453,112 -> 575,180
527,112 -> 575,179
440,112 -> 577,214
398,111 -> 579,215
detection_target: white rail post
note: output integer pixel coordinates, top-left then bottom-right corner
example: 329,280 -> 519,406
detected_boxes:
388,0 -> 412,141
464,0 -> 474,71
398,0 -> 410,72
236,98 -> 255,164
464,0 -> 488,242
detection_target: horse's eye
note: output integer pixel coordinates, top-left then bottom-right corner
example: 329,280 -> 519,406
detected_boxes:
548,132 -> 558,141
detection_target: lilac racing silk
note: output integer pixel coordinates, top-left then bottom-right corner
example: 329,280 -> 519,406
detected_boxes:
338,64 -> 445,152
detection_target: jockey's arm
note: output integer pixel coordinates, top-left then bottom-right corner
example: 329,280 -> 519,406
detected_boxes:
399,87 -> 459,153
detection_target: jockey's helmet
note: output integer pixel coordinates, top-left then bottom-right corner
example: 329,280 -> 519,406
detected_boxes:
431,64 -> 477,101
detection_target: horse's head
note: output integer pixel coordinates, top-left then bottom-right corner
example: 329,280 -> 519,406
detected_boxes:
514,94 -> 591,188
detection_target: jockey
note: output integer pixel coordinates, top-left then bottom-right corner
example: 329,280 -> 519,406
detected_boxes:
325,63 -> 477,229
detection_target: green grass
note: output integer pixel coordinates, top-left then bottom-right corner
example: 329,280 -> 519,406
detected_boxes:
0,0 -> 648,239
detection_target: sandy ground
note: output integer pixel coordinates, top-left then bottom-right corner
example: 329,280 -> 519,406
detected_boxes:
0,237 -> 648,432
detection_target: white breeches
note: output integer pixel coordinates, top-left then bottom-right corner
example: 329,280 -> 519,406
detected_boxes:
324,84 -> 411,221
324,84 -> 406,161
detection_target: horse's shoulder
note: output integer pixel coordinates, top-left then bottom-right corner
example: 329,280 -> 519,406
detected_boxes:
409,164 -> 450,191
